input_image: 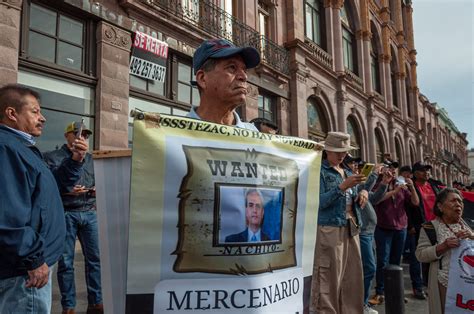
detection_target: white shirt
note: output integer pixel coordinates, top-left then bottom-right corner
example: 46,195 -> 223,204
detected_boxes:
247,228 -> 262,242
187,106 -> 258,131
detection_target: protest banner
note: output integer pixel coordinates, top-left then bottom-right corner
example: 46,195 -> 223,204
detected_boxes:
445,239 -> 474,313
125,113 -> 323,313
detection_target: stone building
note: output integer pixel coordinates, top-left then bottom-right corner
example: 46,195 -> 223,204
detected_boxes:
0,0 -> 469,183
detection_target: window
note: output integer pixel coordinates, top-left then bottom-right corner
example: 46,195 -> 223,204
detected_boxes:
307,98 -> 328,141
395,137 -> 403,163
24,2 -> 91,73
130,75 -> 166,97
370,27 -> 381,93
391,53 -> 399,108
177,61 -> 200,106
375,129 -> 385,162
258,1 -> 270,38
305,0 -> 324,48
340,4 -> 357,74
18,71 -> 95,152
405,65 -> 412,117
258,92 -> 276,123
346,117 -> 361,157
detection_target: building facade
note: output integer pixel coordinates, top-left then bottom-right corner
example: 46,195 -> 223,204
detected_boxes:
468,148 -> 474,184
0,0 -> 469,183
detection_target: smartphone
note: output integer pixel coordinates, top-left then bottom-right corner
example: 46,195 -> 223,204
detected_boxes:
360,163 -> 375,177
76,118 -> 84,139
396,176 -> 406,186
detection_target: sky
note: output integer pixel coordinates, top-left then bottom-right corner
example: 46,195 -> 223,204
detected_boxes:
411,0 -> 474,148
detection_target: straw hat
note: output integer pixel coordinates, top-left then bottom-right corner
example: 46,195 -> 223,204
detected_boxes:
321,132 -> 357,152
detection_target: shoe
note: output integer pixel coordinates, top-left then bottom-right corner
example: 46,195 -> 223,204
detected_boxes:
86,304 -> 104,314
62,310 -> 75,314
413,289 -> 427,300
368,294 -> 384,305
363,304 -> 379,314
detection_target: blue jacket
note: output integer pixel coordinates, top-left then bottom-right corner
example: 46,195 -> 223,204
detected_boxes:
318,159 -> 362,226
0,125 -> 82,279
44,144 -> 95,211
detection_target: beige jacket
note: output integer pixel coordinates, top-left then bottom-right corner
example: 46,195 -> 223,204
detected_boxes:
415,219 -> 443,314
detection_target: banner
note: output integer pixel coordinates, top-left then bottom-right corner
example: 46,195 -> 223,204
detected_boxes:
126,113 -> 322,313
446,239 -> 474,313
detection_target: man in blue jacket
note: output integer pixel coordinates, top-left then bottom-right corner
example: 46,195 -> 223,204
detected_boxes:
44,122 -> 103,314
0,84 -> 88,313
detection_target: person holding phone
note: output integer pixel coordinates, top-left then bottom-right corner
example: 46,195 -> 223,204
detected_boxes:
44,122 -> 103,314
311,132 -> 368,314
369,161 -> 420,306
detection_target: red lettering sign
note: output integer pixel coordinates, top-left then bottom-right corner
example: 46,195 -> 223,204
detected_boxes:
456,294 -> 474,310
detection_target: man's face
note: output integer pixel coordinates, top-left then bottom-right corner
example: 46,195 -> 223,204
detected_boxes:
400,171 -> 412,180
199,55 -> 248,107
65,130 -> 90,147
414,169 -> 430,182
349,161 -> 359,174
246,192 -> 264,229
11,95 -> 46,137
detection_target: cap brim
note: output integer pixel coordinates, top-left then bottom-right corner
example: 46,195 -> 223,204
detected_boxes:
211,46 -> 261,69
321,143 -> 357,152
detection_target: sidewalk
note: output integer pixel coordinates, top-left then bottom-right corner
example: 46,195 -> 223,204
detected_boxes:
51,242 -> 429,313
371,261 -> 428,314
52,241 -> 88,314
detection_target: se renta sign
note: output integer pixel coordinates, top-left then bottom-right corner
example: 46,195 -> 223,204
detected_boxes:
129,31 -> 168,82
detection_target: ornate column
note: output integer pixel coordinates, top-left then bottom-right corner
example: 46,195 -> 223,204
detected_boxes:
336,85 -> 347,132
331,0 -> 344,73
416,130 -> 424,162
324,0 -> 335,65
398,71 -> 408,120
380,1 -> 392,110
366,99 -> 376,162
277,98 -> 290,136
285,0 -> 305,41
0,0 -> 22,85
243,83 -> 259,122
96,22 -> 132,149
388,114 -> 395,157
289,59 -> 309,137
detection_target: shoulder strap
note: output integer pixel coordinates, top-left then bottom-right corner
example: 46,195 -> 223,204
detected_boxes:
421,221 -> 437,245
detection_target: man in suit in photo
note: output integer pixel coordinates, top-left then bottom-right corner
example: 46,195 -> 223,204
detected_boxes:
225,189 -> 270,242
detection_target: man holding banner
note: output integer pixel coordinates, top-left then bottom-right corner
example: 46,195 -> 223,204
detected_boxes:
188,38 -> 260,129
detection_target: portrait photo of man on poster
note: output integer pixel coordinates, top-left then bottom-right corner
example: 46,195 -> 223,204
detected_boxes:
217,185 -> 283,245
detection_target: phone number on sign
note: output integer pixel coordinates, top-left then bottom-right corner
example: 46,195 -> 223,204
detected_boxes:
129,56 -> 166,82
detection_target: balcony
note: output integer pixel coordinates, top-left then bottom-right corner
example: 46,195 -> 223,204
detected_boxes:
304,39 -> 333,70
139,0 -> 290,75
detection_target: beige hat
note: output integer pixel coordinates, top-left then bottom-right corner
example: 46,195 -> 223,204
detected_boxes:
321,131 -> 357,152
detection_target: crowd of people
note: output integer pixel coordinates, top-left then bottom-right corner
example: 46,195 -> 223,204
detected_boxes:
310,138 -> 474,314
1,37 -> 473,314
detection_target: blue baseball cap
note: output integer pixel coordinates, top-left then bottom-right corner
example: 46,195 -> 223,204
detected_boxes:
192,38 -> 261,74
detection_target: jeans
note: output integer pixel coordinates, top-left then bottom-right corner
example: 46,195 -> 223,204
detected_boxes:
57,210 -> 102,309
0,270 -> 53,313
360,234 -> 376,305
374,226 -> 407,295
406,230 -> 423,290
